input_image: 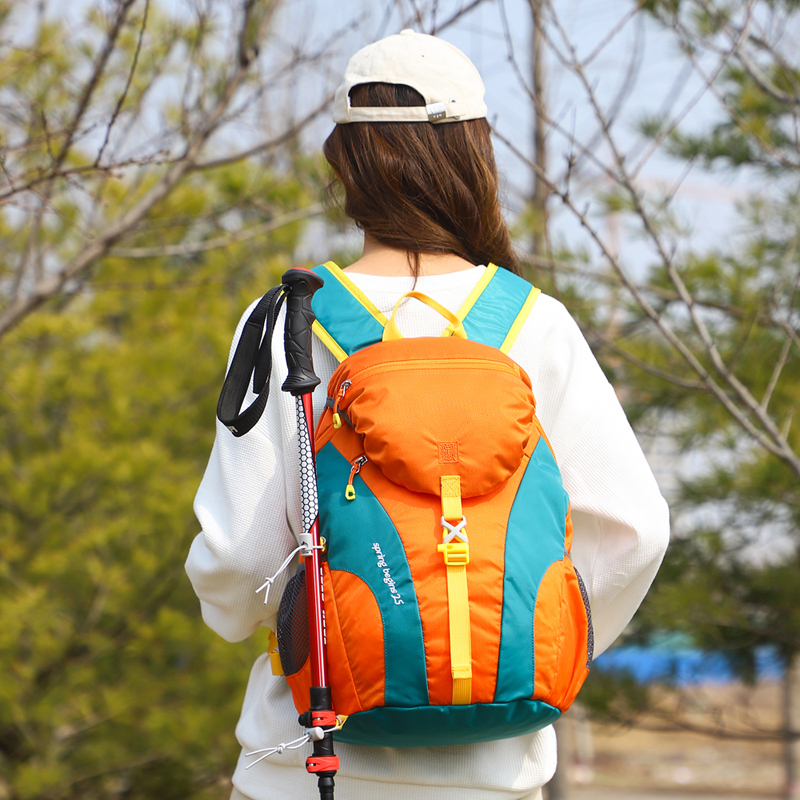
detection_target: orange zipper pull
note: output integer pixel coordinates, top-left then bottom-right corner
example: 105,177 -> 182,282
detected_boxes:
332,379 -> 352,429
345,455 -> 368,500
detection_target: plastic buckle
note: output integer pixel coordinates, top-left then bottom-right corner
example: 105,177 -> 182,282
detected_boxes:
269,650 -> 284,676
437,541 -> 469,566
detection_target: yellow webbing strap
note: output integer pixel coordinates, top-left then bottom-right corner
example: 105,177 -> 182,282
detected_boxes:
437,475 -> 472,705
447,565 -> 472,704
499,285 -> 541,354
440,475 -> 462,520
267,629 -> 284,676
383,292 -> 467,342
442,263 -> 498,337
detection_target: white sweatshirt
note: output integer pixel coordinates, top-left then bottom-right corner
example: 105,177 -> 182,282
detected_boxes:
186,265 -> 670,800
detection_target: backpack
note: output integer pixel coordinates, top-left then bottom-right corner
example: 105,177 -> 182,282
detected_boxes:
272,262 -> 593,747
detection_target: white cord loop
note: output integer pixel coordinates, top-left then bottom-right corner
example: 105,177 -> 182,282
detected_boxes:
244,728 -> 322,769
244,716 -> 346,769
255,546 -> 301,605
298,531 -> 325,557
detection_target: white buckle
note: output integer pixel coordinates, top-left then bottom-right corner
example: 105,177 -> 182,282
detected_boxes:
440,515 -> 468,544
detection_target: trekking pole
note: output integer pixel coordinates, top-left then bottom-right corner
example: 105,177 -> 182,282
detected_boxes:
280,267 -> 338,800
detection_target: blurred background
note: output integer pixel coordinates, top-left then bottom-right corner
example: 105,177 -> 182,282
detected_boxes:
1,0 -> 799,798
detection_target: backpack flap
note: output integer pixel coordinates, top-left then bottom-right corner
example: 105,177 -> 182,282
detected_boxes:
327,335 -> 535,497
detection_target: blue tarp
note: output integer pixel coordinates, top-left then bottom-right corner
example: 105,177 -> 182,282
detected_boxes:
593,645 -> 783,684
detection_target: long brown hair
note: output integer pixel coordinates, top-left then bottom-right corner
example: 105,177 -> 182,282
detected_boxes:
323,82 -> 520,276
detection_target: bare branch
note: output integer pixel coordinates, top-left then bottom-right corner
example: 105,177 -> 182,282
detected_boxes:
581,1 -> 646,67
538,3 -> 800,479
195,97 -> 332,171
668,8 -> 800,171
433,0 -> 489,33
95,0 -> 151,166
496,0 -> 619,186
0,2 -> 280,342
493,127 -> 800,475
0,153 -> 173,203
692,0 -> 800,109
55,0 -> 139,170
760,335 -> 793,413
110,203 -> 324,258
587,326 -> 709,391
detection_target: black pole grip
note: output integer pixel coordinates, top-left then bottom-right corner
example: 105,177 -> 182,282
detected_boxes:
281,268 -> 324,396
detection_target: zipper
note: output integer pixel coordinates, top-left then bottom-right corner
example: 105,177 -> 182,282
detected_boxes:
347,357 -> 520,387
573,564 -> 594,668
332,379 -> 351,429
330,359 -> 519,430
345,455 -> 368,500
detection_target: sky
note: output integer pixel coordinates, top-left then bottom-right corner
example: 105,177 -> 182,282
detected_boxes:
34,0 -> 757,264
11,0 -> 784,506
251,0 -> 760,281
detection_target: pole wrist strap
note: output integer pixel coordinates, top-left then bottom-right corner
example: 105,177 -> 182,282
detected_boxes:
217,284 -> 285,437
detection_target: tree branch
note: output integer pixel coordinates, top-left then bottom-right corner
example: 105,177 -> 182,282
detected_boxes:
0,1 -> 281,342
95,0 -> 150,166
109,203 -> 324,258
494,128 -> 799,472
55,0 -> 139,170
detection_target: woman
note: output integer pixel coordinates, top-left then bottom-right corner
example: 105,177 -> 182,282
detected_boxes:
186,30 -> 669,800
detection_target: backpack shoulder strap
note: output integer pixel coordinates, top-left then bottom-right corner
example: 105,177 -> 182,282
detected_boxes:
451,264 -> 541,353
311,261 -> 540,361
311,262 -> 387,361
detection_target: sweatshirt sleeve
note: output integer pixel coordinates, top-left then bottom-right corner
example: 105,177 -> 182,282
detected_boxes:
185,301 -> 301,643
509,295 -> 670,657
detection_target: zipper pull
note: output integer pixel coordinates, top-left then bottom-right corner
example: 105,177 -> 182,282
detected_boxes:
332,379 -> 352,429
345,455 -> 368,500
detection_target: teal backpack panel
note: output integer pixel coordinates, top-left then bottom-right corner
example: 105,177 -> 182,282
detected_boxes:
494,437 -> 570,703
316,443 -> 429,708
311,264 -> 385,355
336,698 -> 561,747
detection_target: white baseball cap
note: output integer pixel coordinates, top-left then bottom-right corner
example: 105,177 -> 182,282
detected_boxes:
332,29 -> 487,125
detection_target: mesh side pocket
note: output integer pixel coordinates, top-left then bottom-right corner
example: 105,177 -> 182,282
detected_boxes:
574,567 -> 594,668
276,565 -> 309,676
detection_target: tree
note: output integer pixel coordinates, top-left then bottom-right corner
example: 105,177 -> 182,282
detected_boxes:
492,0 -> 800,795
0,154 -> 322,799
0,0 -> 332,342
0,4 -> 349,794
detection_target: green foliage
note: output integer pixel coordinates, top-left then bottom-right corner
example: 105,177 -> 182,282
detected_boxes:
0,154 -> 315,797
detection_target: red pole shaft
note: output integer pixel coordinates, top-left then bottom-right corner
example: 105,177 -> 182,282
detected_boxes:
301,391 -> 328,688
